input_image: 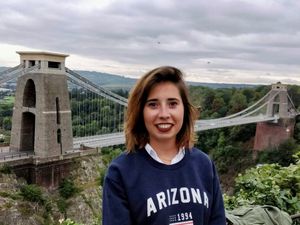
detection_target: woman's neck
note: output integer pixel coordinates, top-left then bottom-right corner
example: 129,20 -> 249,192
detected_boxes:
149,141 -> 179,164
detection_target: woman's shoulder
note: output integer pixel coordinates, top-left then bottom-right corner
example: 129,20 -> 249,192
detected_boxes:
190,147 -> 210,158
108,150 -> 144,171
105,150 -> 145,181
189,147 -> 218,178
189,147 -> 213,165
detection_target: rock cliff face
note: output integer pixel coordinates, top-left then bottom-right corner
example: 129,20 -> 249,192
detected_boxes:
0,153 -> 104,225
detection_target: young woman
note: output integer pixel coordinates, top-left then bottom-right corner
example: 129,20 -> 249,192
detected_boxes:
102,66 -> 226,225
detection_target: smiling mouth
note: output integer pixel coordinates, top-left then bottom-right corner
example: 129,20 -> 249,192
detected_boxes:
156,124 -> 172,132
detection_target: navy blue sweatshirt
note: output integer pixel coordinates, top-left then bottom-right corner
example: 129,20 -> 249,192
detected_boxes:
102,147 -> 226,225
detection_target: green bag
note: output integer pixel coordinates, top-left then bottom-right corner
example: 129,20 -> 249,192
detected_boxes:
226,205 -> 292,225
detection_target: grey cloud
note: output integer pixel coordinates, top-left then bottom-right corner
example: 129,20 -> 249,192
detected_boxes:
0,0 -> 299,84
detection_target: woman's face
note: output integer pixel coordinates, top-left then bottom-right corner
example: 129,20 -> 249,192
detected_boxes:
143,82 -> 184,146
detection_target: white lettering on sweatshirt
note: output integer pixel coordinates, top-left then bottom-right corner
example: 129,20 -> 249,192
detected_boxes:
147,187 -> 209,217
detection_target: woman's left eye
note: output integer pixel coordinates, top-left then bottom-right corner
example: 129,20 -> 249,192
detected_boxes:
169,101 -> 178,108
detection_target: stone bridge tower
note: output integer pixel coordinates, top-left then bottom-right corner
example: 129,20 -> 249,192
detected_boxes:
10,51 -> 73,157
254,82 -> 296,151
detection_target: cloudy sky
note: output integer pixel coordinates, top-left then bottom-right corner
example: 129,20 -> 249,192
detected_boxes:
0,0 -> 299,85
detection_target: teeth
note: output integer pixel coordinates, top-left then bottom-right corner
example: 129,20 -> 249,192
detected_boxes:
157,124 -> 171,129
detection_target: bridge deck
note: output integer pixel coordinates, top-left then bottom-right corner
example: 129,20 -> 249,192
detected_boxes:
73,115 -> 281,148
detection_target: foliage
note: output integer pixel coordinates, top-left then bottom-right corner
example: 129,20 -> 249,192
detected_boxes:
98,146 -> 123,186
57,197 -> 69,217
59,178 -> 80,199
224,154 -> 300,215
294,118 -> 300,143
56,179 -> 80,220
229,124 -> 256,143
288,85 -> 300,111
13,183 -> 52,221
211,142 -> 253,174
0,191 -> 20,200
228,92 -> 247,114
0,164 -> 12,174
0,96 -> 14,131
196,125 -> 255,175
59,218 -> 85,225
189,85 -> 269,120
20,184 -> 45,204
257,139 -> 300,166
58,218 -> 99,225
101,146 -> 123,166
195,129 -> 220,153
193,85 -> 272,161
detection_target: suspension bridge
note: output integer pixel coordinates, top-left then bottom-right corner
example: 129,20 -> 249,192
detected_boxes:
0,51 -> 299,160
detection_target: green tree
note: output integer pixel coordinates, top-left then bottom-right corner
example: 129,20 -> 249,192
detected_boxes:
229,124 -> 256,142
229,92 -> 247,114
2,117 -> 11,130
242,88 -> 255,103
211,97 -> 226,117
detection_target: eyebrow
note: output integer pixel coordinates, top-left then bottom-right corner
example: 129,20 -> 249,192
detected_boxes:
146,98 -> 181,102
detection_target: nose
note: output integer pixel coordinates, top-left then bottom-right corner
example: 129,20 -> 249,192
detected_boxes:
158,105 -> 170,119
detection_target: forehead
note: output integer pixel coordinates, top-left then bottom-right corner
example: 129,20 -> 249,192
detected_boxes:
147,82 -> 181,99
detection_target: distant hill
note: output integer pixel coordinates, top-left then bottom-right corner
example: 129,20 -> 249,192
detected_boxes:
1,66 -> 258,90
74,70 -> 136,90
187,81 -> 258,89
0,67 -> 8,72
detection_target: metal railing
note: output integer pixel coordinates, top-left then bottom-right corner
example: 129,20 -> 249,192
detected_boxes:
0,152 -> 34,161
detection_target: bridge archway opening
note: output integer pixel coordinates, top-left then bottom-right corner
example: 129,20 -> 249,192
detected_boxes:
57,129 -> 62,154
272,103 -> 279,116
23,79 -> 36,107
20,112 -> 35,151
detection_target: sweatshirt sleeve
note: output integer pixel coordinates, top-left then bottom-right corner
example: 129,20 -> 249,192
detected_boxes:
102,171 -> 132,225
209,162 -> 226,225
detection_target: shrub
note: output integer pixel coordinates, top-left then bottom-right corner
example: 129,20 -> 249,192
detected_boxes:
224,156 -> 300,215
57,197 -> 69,215
20,184 -> 45,204
98,167 -> 107,186
0,164 -> 12,174
59,179 -> 80,199
101,147 -> 122,166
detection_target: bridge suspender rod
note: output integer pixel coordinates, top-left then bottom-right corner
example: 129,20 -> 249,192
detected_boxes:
237,101 -> 269,118
0,64 -> 22,77
287,93 -> 299,114
66,75 -> 128,106
0,64 -> 39,86
65,68 -> 128,105
66,69 -> 127,106
229,92 -> 281,119
0,64 -> 23,85
206,89 -> 273,121
196,92 -> 281,126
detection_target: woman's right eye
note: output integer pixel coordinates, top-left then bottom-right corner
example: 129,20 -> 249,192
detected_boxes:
147,102 -> 158,108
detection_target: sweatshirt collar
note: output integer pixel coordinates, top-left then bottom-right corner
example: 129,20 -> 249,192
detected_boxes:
145,143 -> 185,165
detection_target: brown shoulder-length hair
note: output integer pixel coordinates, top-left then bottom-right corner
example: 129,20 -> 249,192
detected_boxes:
125,66 -> 198,152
